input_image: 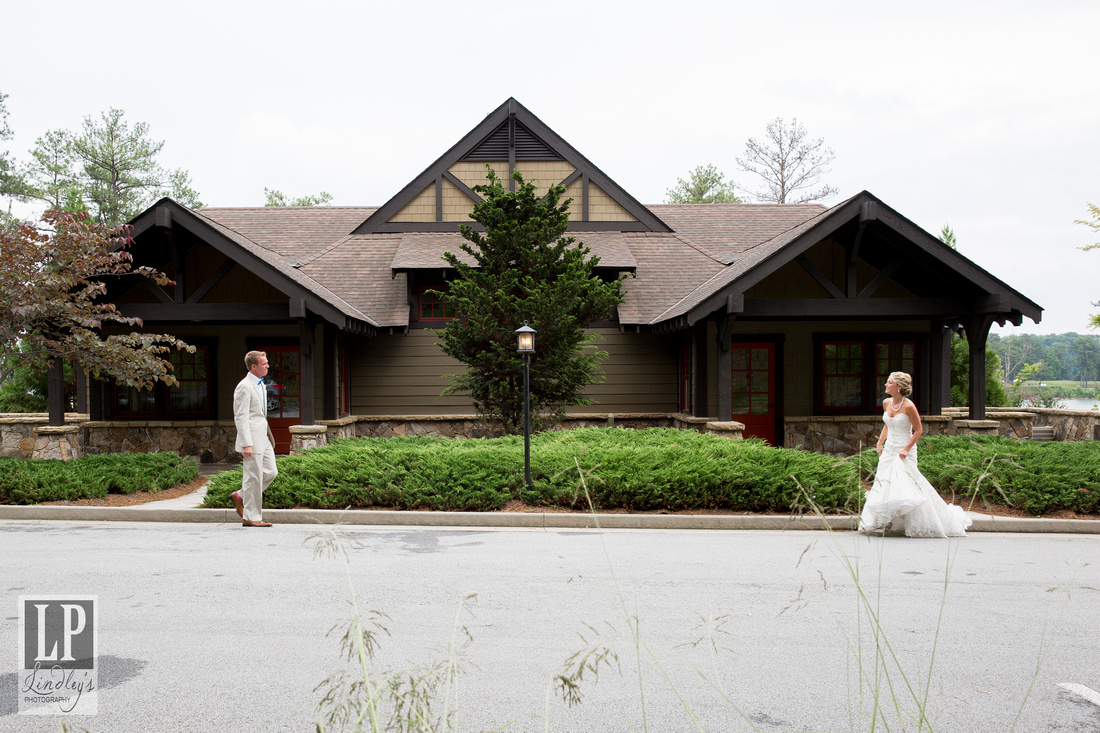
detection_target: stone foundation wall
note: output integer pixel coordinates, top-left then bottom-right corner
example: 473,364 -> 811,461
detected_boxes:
987,406 -> 1100,442
3,407 -> 1093,461
347,413 -> 682,441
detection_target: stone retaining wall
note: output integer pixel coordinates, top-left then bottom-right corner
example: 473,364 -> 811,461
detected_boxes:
1,407 -> 1093,461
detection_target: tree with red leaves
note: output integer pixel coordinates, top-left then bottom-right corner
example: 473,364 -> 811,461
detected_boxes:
0,209 -> 192,391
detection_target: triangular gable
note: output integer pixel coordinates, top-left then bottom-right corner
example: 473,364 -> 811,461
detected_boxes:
127,198 -> 377,335
656,191 -> 1042,331
353,98 -> 671,235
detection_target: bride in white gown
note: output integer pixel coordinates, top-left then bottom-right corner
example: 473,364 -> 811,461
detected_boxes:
859,371 -> 972,537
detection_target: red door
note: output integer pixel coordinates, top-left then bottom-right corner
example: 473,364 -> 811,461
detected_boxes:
259,346 -> 300,453
731,342 -> 776,445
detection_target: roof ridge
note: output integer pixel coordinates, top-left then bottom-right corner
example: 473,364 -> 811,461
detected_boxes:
293,234 -> 358,268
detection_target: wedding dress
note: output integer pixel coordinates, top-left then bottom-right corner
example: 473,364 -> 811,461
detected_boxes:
859,412 -> 972,537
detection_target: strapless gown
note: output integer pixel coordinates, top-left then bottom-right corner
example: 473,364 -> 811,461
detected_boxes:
859,412 -> 972,537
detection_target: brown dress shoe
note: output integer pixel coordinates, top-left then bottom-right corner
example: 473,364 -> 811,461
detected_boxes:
230,491 -> 244,518
242,520 -> 273,527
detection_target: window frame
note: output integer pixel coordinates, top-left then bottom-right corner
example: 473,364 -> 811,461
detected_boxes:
417,285 -> 458,322
110,341 -> 217,420
815,334 -> 922,414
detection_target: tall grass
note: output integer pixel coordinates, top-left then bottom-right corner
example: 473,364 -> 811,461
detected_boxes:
306,451 -> 1079,732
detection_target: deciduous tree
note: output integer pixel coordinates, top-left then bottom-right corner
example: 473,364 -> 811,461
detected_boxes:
736,117 -> 837,203
665,164 -> 742,204
0,209 -> 193,389
263,188 -> 333,207
432,168 -> 624,434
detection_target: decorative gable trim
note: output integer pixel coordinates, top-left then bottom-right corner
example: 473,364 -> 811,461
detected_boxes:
129,199 -> 377,335
352,98 -> 671,235
660,191 -> 1042,332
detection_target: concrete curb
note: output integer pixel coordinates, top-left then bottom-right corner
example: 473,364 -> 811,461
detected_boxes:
0,505 -> 1096,532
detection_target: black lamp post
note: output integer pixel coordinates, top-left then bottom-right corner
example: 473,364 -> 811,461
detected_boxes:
515,323 -> 536,489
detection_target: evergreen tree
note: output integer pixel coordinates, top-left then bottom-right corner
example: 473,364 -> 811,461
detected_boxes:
665,164 -> 742,204
433,168 -> 624,434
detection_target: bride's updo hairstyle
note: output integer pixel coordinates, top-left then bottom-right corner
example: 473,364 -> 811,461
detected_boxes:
889,371 -> 913,397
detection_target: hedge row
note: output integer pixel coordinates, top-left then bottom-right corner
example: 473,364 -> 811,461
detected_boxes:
0,452 -> 199,505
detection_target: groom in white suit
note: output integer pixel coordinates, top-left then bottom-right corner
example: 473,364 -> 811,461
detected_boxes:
232,350 -> 278,527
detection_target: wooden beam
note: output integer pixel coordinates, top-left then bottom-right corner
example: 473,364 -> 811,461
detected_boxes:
739,298 -> 968,318
144,279 -> 175,304
857,258 -> 904,299
441,171 -> 481,204
795,254 -> 845,300
118,303 -> 290,321
186,259 -> 237,304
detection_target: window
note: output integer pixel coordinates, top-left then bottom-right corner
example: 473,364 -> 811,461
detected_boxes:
818,337 -> 920,413
822,342 -> 864,411
167,346 -> 210,416
111,343 -> 216,419
875,341 -> 916,391
419,286 -> 457,321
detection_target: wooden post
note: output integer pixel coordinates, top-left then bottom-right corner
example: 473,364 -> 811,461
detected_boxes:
48,355 -> 65,426
299,318 -> 316,425
965,314 -> 994,420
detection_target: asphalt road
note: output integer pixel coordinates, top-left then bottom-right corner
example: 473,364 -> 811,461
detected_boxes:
1,520 -> 1098,732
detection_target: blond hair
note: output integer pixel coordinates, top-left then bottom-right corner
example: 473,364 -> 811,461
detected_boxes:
244,350 -> 267,369
889,371 -> 913,397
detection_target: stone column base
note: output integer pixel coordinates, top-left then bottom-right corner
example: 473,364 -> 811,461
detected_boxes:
289,425 -> 329,455
953,419 -> 999,436
32,425 -> 82,460
705,421 -> 745,439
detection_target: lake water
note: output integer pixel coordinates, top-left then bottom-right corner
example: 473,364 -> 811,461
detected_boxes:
1058,398 -> 1100,411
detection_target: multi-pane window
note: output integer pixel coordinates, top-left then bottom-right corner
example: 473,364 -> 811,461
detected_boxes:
113,345 -> 213,418
264,348 -> 300,419
822,342 -> 864,411
820,338 -> 919,413
875,342 -> 916,389
168,346 -> 209,416
419,286 -> 457,321
731,346 -> 773,415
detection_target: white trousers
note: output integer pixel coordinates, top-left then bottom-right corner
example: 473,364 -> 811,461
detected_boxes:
240,442 -> 277,522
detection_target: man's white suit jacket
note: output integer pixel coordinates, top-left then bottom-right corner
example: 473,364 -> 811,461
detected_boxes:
233,374 -> 276,453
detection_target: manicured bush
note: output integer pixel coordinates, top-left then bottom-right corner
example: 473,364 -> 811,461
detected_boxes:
205,428 -> 865,514
0,452 -> 199,505
902,435 -> 1100,515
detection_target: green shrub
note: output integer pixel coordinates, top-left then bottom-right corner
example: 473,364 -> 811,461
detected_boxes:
0,452 -> 199,504
856,434 -> 1100,516
205,428 -> 865,514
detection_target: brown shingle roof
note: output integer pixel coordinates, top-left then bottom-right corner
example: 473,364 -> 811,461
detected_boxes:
194,203 -> 837,328
197,206 -> 377,263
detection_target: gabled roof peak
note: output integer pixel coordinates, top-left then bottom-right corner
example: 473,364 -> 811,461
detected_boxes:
352,98 -> 671,236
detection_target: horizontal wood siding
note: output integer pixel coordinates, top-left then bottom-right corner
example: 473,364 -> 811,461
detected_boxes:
350,329 -> 473,415
349,328 -> 678,416
577,329 -> 677,413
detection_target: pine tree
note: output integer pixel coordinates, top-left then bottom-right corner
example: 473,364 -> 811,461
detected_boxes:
433,167 -> 624,434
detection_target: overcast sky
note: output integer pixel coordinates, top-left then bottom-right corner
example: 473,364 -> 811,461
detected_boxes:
3,0 -> 1097,336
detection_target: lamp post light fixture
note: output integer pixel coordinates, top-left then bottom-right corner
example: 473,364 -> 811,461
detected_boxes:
515,323 -> 536,489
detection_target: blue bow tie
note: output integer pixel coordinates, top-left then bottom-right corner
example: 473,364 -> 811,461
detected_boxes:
257,377 -> 265,385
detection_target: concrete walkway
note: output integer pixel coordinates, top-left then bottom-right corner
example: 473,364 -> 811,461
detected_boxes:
0,476 -> 1096,532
